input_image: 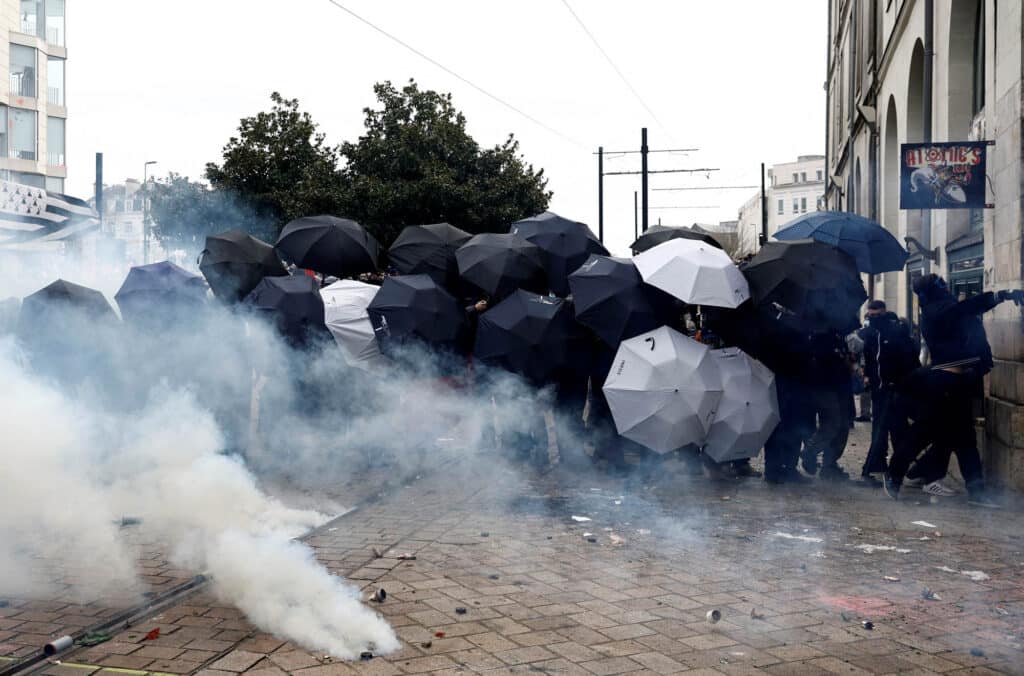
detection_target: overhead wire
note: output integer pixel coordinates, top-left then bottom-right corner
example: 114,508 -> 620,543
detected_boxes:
323,0 -> 585,148
559,0 -> 675,141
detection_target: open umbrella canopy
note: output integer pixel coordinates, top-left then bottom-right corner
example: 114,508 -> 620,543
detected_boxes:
199,229 -> 287,303
743,239 -> 866,334
321,279 -> 388,371
244,274 -> 327,347
455,233 -> 547,301
115,261 -> 207,324
774,211 -> 908,273
367,274 -> 467,353
474,290 -> 588,385
509,211 -> 608,297
633,238 -> 750,308
568,254 -> 675,347
703,348 -> 780,463
602,325 -> 723,454
387,222 -> 471,289
275,215 -> 380,278
19,279 -> 117,326
630,225 -> 723,253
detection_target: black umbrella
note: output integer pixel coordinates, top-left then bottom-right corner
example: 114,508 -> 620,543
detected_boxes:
367,274 -> 468,353
743,239 -> 866,333
455,233 -> 547,301
474,290 -> 588,385
387,222 -> 471,289
509,212 -> 608,297
630,225 -> 723,253
115,261 -> 207,324
567,254 -> 676,347
243,274 -> 327,347
275,215 -> 380,278
19,279 -> 117,331
199,229 -> 287,303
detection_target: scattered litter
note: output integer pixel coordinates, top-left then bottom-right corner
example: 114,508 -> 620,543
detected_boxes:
488,574 -> 500,580
360,652 -> 373,661
811,551 -> 826,559
773,531 -> 823,543
912,520 -> 938,528
800,563 -> 807,572
613,500 -> 622,505
480,532 -> 490,537
583,532 -> 594,537
371,548 -> 383,559
855,544 -> 911,554
571,516 -> 592,522
420,641 -> 432,648
43,636 -> 73,656
721,496 -> 731,501
143,628 -> 160,641
75,632 -> 112,647
602,527 -> 614,531
397,553 -> 417,560
840,611 -> 851,622
706,609 -> 721,624
934,531 -> 942,537
970,647 -> 985,657
919,536 -> 931,541
936,566 -> 990,581
994,606 -> 1009,616
328,527 -> 337,532
609,533 -> 625,546
750,608 -> 765,620
434,632 -> 446,638
587,537 -> 597,543
118,517 -> 142,527
637,529 -> 651,535
589,488 -> 601,492
370,588 -> 386,603
922,587 -> 942,601
883,575 -> 901,582
861,621 -> 874,630
851,526 -> 862,532
455,607 -> 467,615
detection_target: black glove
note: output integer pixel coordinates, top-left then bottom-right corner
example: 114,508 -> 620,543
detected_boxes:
997,289 -> 1024,306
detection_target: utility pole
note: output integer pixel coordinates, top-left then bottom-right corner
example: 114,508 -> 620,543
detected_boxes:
641,127 -> 649,232
633,191 -> 638,242
94,153 -> 104,233
759,162 -> 768,247
597,146 -> 604,243
143,160 -> 158,264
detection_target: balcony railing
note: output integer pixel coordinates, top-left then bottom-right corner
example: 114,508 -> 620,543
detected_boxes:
10,149 -> 37,161
47,27 -> 63,46
10,74 -> 36,98
48,87 -> 63,106
48,151 -> 65,167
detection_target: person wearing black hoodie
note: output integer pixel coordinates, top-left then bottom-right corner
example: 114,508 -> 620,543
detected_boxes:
858,300 -> 919,478
884,275 -> 1024,506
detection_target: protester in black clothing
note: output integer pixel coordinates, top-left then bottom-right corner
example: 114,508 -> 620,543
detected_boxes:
800,329 -> 855,480
858,300 -> 919,479
884,275 -> 1024,506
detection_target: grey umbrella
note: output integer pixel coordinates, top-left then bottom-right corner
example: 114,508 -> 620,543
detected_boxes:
702,348 -> 780,463
602,325 -> 723,454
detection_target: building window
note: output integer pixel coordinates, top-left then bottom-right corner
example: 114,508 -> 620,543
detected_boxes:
45,0 -> 64,46
800,172 -> 807,182
800,197 -> 807,213
792,199 -> 799,213
45,176 -> 63,193
792,172 -> 799,184
10,109 -> 37,160
10,44 -> 37,98
19,0 -> 43,38
972,0 -> 985,115
0,106 -> 7,158
816,169 -> 823,181
14,172 -> 45,188
777,199 -> 784,215
47,57 -> 65,106
47,116 -> 64,166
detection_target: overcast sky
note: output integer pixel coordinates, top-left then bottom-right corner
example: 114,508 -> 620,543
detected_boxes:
67,0 -> 826,255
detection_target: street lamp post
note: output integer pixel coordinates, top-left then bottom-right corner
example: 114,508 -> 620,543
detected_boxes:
142,160 -> 158,264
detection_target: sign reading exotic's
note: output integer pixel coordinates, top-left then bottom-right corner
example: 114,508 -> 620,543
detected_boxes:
900,141 -> 989,210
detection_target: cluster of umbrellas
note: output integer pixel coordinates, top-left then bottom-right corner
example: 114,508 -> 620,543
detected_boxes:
13,207 -> 910,463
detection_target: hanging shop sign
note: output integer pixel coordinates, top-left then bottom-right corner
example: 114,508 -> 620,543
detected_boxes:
900,141 -> 993,210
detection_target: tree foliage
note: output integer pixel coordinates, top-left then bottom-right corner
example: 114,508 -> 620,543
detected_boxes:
338,80 -> 552,245
149,173 -> 273,258
204,93 -> 342,234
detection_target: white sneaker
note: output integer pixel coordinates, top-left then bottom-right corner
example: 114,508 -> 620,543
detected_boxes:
923,480 -> 960,497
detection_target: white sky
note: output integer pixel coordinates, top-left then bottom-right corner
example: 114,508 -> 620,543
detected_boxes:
66,0 -> 826,255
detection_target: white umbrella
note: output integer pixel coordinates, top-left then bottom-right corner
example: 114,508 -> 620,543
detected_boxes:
320,279 -> 388,371
602,325 -> 723,454
632,238 -> 750,308
703,348 -> 780,463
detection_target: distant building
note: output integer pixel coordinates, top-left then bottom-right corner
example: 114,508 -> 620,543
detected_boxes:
691,221 -> 739,257
88,179 -> 165,265
0,0 -> 67,192
735,155 -> 825,256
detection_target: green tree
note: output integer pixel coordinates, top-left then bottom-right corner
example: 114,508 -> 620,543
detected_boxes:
149,173 -> 274,258
205,93 -> 342,234
338,80 -> 551,246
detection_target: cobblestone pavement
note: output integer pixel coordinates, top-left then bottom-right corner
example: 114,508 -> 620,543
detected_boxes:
4,422 -> 1024,675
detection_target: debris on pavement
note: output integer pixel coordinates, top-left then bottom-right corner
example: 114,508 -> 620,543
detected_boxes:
706,609 -> 721,624
488,574 -> 500,580
370,588 -> 386,603
609,533 -> 625,546
571,515 -> 591,522
922,587 -> 942,601
397,553 -> 417,560
75,632 -> 112,647
637,528 -> 651,535
420,641 -> 432,648
587,537 -> 597,543
371,547 -> 382,558
912,520 -> 937,528
143,628 -> 160,641
854,544 -> 911,554
360,651 -> 373,661
750,608 -> 765,620
773,531 -> 823,543
861,620 -> 874,630
840,612 -> 851,622
937,566 -> 990,581
455,607 -> 467,615
434,632 -> 446,638
480,532 -> 489,537
118,517 -> 142,527
970,647 -> 985,657
883,575 -> 901,582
